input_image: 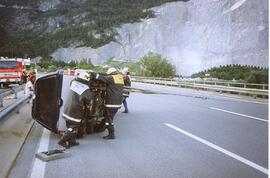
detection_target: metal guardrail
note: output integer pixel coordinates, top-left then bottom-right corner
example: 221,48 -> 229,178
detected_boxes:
0,95 -> 29,121
0,84 -> 25,107
132,76 -> 268,97
0,84 -> 28,121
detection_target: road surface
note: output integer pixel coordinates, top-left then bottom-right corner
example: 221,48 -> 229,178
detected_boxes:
9,79 -> 268,178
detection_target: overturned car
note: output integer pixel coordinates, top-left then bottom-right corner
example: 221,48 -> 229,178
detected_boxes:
32,71 -> 106,140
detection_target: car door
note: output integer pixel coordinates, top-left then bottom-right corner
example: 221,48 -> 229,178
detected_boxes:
32,71 -> 63,133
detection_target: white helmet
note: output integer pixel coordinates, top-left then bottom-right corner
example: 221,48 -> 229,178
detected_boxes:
122,67 -> 129,74
107,67 -> 117,74
78,71 -> 90,81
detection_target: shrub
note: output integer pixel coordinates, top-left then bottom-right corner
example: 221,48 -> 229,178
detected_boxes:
139,52 -> 176,78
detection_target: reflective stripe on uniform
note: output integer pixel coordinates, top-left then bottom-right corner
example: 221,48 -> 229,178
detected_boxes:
63,113 -> 81,123
105,122 -> 114,126
105,104 -> 122,108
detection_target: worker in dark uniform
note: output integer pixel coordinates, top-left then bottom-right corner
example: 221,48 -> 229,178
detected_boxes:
91,67 -> 124,139
58,72 -> 92,148
29,69 -> 37,83
122,67 -> 131,113
21,69 -> 28,84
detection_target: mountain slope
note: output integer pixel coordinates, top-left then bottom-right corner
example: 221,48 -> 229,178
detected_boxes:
0,0 -> 188,57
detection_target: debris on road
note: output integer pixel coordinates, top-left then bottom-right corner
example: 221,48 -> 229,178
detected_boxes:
35,148 -> 71,162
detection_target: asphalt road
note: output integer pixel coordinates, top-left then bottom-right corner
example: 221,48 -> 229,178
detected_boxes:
9,79 -> 268,178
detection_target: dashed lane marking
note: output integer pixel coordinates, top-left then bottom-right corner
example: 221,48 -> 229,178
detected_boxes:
164,123 -> 268,175
209,107 -> 268,123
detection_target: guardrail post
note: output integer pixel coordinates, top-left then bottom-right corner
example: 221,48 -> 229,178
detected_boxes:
12,88 -> 18,99
14,90 -> 18,99
244,84 -> 246,88
0,96 -> 3,107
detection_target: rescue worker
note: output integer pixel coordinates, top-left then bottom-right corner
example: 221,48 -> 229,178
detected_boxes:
21,69 -> 27,84
28,69 -> 37,84
24,74 -> 36,103
91,67 -> 124,139
122,67 -> 131,113
58,71 -> 92,148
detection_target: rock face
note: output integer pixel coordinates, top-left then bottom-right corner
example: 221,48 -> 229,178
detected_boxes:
51,0 -> 268,75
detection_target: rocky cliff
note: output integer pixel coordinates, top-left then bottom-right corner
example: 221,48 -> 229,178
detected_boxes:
52,0 -> 268,75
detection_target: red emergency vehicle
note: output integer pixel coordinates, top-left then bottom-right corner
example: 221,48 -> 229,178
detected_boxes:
0,58 -> 24,87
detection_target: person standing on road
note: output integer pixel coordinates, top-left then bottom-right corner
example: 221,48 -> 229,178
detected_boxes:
24,74 -> 36,101
58,72 -> 92,148
91,67 -> 124,139
29,69 -> 37,82
122,67 -> 131,113
21,69 -> 28,84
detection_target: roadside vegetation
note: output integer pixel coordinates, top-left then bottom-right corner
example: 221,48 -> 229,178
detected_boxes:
105,52 -> 176,78
34,58 -> 107,73
34,55 -> 268,85
35,52 -> 176,78
191,65 -> 268,84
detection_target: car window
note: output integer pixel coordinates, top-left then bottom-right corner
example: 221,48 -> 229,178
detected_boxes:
0,61 -> 19,69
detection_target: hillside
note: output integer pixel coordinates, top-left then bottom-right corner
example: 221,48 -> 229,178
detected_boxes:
0,0 -> 187,58
51,0 -> 269,75
0,0 -> 268,76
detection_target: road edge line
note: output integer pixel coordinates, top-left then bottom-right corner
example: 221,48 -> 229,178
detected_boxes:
29,128 -> 51,178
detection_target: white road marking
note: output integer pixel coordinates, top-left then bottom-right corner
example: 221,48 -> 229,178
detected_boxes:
30,128 -> 50,178
164,123 -> 268,175
209,107 -> 268,123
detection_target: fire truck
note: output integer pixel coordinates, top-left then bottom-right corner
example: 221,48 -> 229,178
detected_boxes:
0,58 -> 27,88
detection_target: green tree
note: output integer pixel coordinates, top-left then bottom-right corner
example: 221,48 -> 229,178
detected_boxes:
191,65 -> 268,84
77,59 -> 93,69
139,52 -> 176,78
47,65 -> 58,72
245,70 -> 268,84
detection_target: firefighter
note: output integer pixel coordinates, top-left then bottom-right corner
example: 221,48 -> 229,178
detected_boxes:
24,73 -> 36,102
91,67 -> 124,139
21,69 -> 28,84
28,69 -> 37,83
58,71 -> 92,148
122,67 -> 131,113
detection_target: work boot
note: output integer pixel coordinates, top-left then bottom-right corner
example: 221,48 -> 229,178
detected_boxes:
103,134 -> 115,139
103,130 -> 115,139
58,128 -> 75,149
68,132 -> 80,147
58,132 -> 72,149
58,140 -> 70,149
122,110 -> 128,113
